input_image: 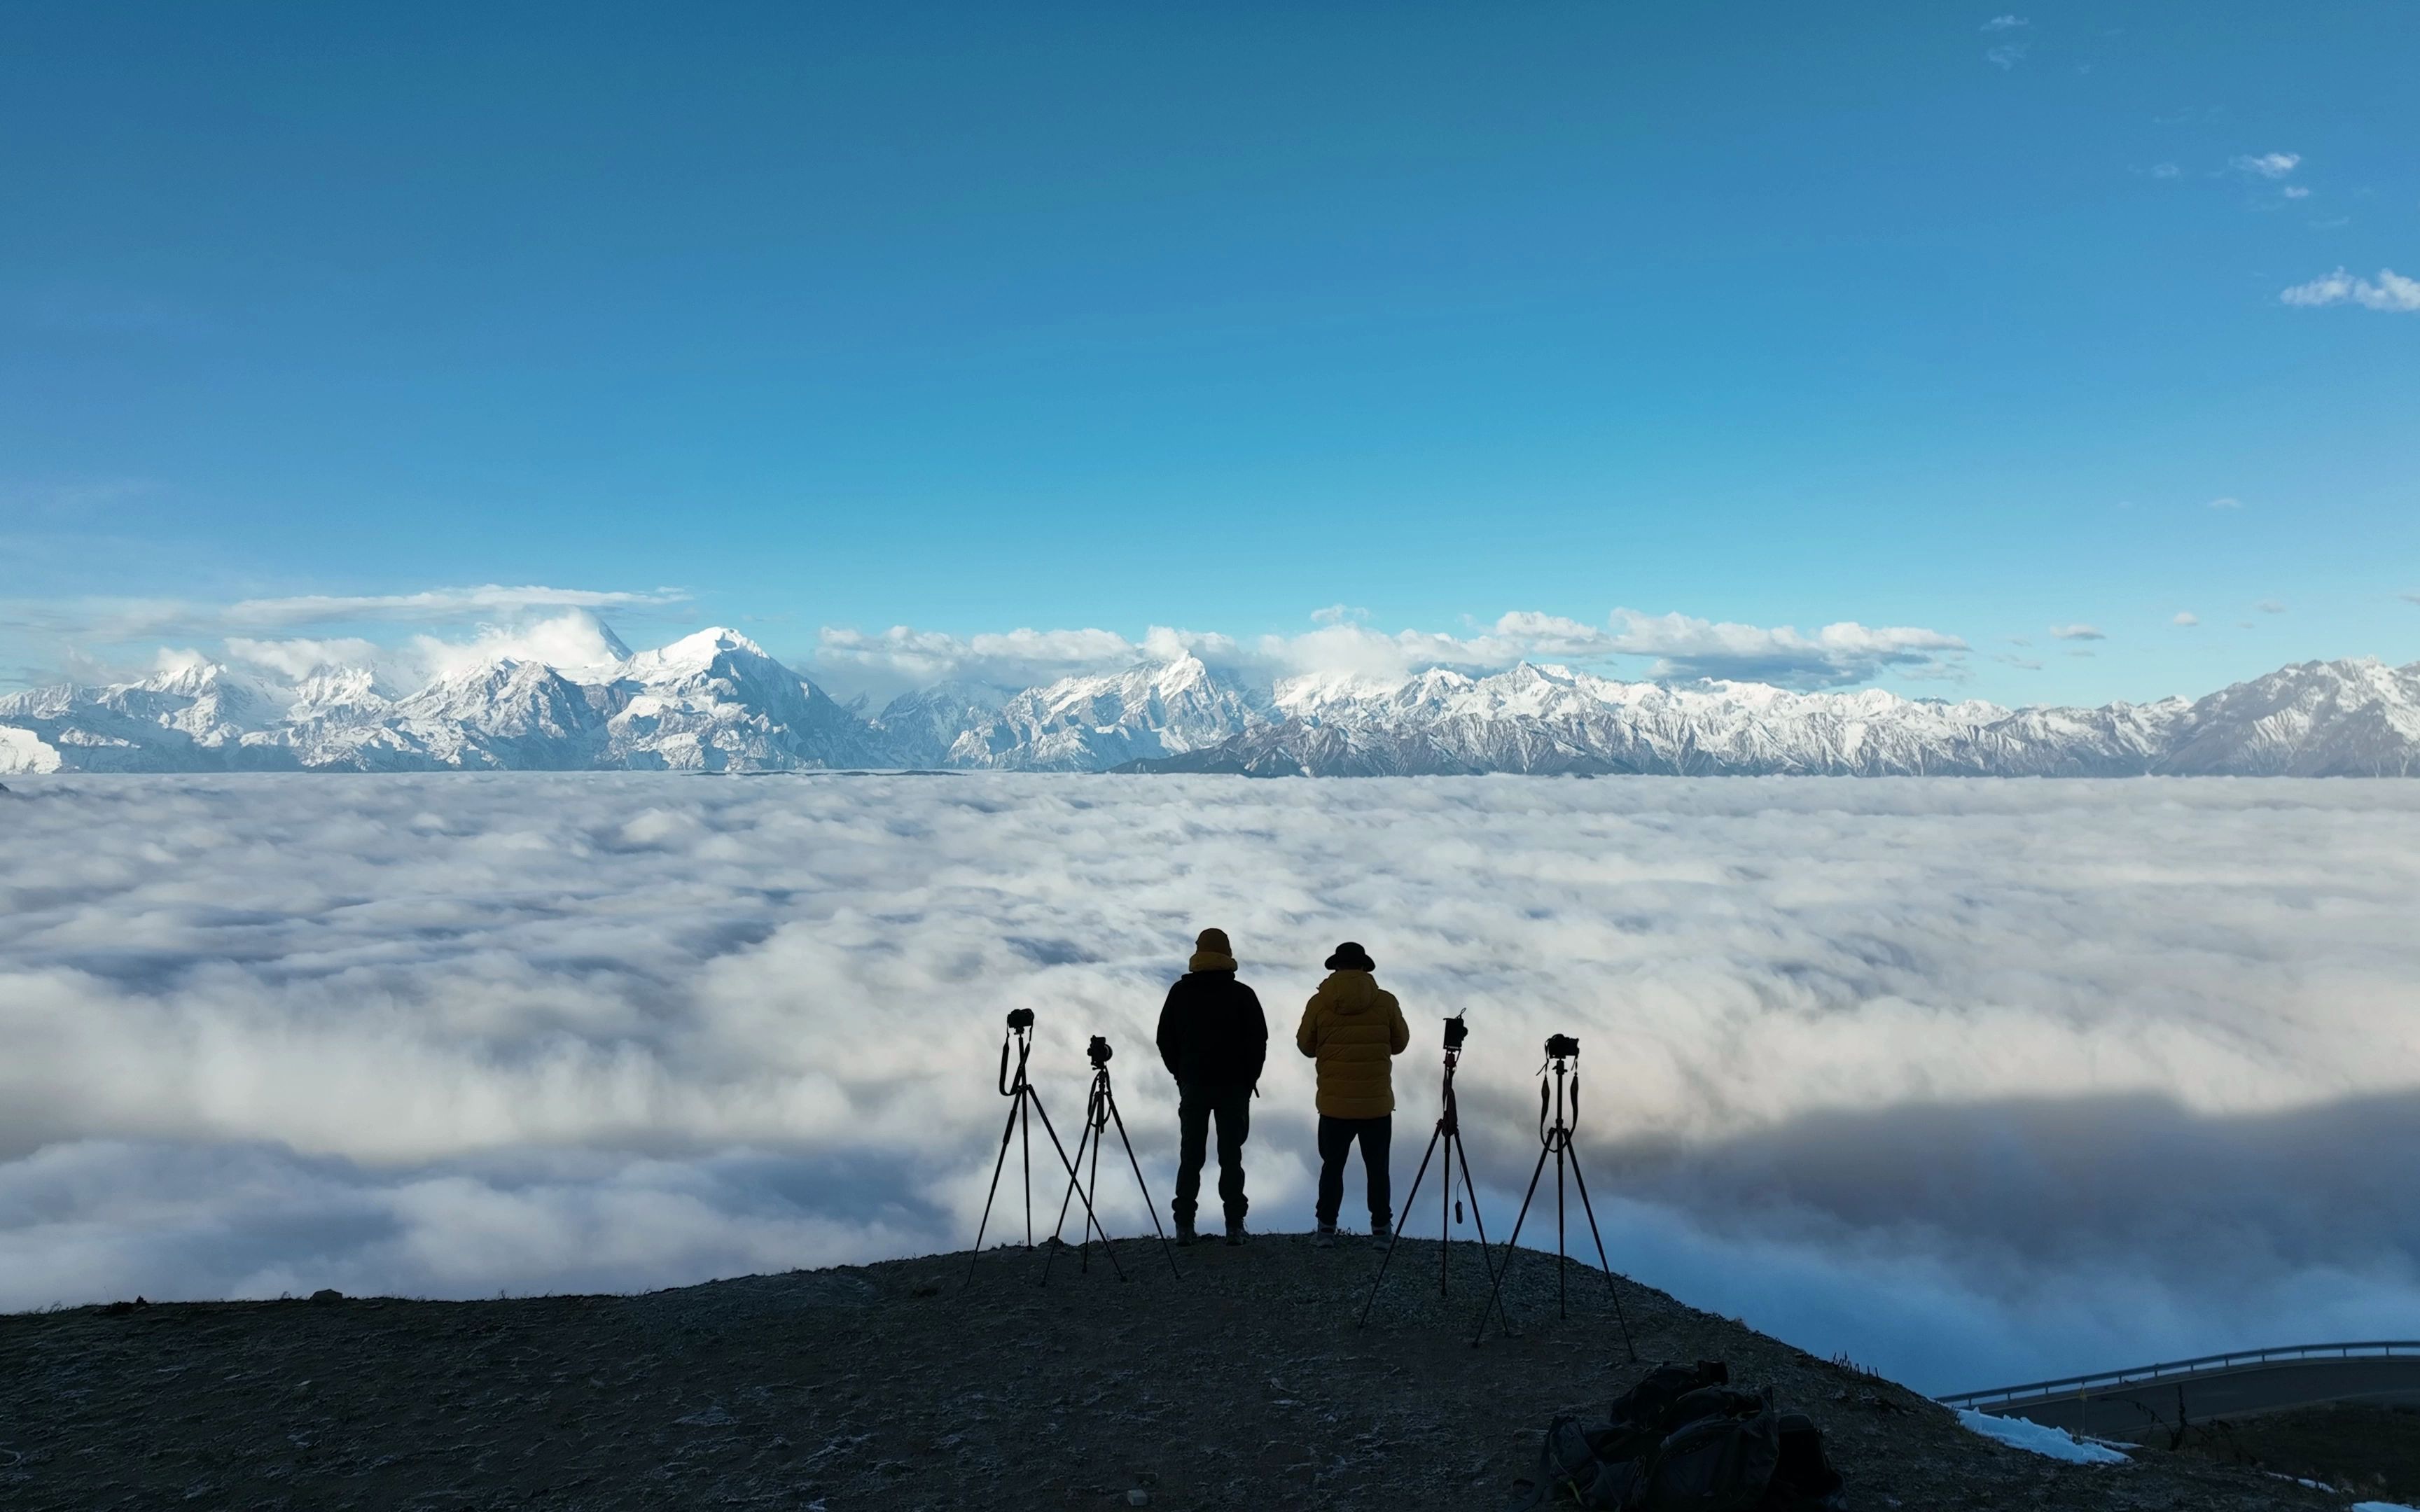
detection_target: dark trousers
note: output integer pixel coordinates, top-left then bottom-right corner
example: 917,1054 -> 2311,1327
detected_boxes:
1315,1113 -> 1393,1228
1173,1084 -> 1251,1224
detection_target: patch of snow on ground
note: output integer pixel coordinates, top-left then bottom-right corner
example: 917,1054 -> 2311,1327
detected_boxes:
1956,1410 -> 2132,1464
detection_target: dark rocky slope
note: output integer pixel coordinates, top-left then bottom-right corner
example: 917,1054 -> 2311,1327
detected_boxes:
0,1236 -> 2346,1510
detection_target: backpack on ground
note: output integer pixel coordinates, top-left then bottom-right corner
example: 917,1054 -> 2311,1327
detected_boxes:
1506,1361 -> 1845,1512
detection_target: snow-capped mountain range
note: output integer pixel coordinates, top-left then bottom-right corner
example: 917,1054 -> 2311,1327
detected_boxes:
4,625 -> 2417,777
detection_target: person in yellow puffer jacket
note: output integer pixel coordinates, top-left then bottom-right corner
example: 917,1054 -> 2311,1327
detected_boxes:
1295,940 -> 1410,1247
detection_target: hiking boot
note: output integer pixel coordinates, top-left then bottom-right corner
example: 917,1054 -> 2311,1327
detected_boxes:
1224,1219 -> 1250,1246
1369,1222 -> 1393,1248
1313,1224 -> 1338,1248
1174,1219 -> 1198,1247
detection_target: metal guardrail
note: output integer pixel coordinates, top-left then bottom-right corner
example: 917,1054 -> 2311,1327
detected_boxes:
1939,1341 -> 2420,1410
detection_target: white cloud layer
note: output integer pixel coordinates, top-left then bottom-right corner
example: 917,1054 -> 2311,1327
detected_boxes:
2281,267 -> 2420,313
222,636 -> 387,679
4,775 -> 2418,1394
5,587 -> 695,691
215,585 -> 686,629
812,609 -> 1970,695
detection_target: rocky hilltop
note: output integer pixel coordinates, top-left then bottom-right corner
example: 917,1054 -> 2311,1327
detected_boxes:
4,623 -> 2418,776
0,1236 -> 2350,1510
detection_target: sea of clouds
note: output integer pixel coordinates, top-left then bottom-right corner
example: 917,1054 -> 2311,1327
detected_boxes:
4,773 -> 2417,1393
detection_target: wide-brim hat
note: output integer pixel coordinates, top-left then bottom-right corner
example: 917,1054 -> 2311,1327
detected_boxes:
1324,941 -> 1375,972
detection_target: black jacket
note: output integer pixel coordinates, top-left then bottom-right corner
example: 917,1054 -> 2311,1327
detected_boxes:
1156,970 -> 1268,1093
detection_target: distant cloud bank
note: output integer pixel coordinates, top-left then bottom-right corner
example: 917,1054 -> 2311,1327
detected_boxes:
4,775 -> 2418,1392
814,608 -> 1968,694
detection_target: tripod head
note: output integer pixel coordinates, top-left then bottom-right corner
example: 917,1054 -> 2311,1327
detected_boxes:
1537,1031 -> 1580,1141
998,1007 -> 1038,1095
1437,1014 -> 1470,1093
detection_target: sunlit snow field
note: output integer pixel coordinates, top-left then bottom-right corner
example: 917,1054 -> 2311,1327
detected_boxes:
4,773 -> 2418,1393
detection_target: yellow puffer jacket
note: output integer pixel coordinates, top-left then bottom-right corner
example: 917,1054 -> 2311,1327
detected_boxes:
1295,970 -> 1410,1119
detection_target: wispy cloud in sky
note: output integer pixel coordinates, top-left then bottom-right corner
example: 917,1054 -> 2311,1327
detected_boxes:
9,584 -> 690,646
2281,267 -> 2420,312
2174,611 -> 2200,627
2230,151 -> 2303,181
1600,610 -> 1967,686
2050,624 -> 2106,641
1980,15 -> 2029,31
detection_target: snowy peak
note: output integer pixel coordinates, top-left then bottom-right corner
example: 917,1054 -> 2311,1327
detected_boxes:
4,641 -> 2419,778
625,626 -> 768,677
2157,657 -> 2420,776
1134,655 -> 2420,778
943,655 -> 1267,771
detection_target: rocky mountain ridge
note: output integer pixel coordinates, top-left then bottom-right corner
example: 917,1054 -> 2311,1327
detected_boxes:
0,1237 -> 2353,1511
4,626 -> 2416,776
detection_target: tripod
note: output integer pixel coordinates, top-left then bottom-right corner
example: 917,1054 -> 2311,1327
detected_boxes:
1470,1036 -> 1636,1358
964,1011 -> 1108,1289
1357,1016 -> 1509,1331
1041,1037 -> 1183,1283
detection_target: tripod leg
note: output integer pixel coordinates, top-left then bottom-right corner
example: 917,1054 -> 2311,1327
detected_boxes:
1423,1122 -> 1442,1296
1555,1136 -> 1569,1320
1038,1107 -> 1097,1289
963,1091 -> 1031,1290
1356,1119 -> 1442,1329
1102,1092 -> 1183,1279
1471,1141 -> 1553,1347
1020,1086 -> 1033,1250
1027,1089 -> 1126,1281
1564,1149 -> 1640,1363
1452,1132 -> 1510,1335
1451,1132 -> 1515,1337
1083,1096 -> 1108,1273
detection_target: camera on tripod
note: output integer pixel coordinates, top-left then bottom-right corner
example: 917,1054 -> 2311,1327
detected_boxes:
1005,1007 -> 1036,1031
1087,1034 -> 1112,1068
1543,1032 -> 1579,1060
1442,1014 -> 1469,1051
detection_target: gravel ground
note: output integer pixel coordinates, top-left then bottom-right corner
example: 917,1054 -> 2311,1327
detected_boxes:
0,1233 -> 2347,1510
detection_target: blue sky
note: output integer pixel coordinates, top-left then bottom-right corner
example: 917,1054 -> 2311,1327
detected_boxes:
3,1 -> 2415,703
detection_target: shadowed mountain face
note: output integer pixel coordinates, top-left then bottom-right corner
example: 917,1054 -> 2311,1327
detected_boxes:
4,631 -> 2418,774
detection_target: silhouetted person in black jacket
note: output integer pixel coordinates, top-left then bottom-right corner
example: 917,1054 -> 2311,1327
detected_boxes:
1157,927 -> 1267,1246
